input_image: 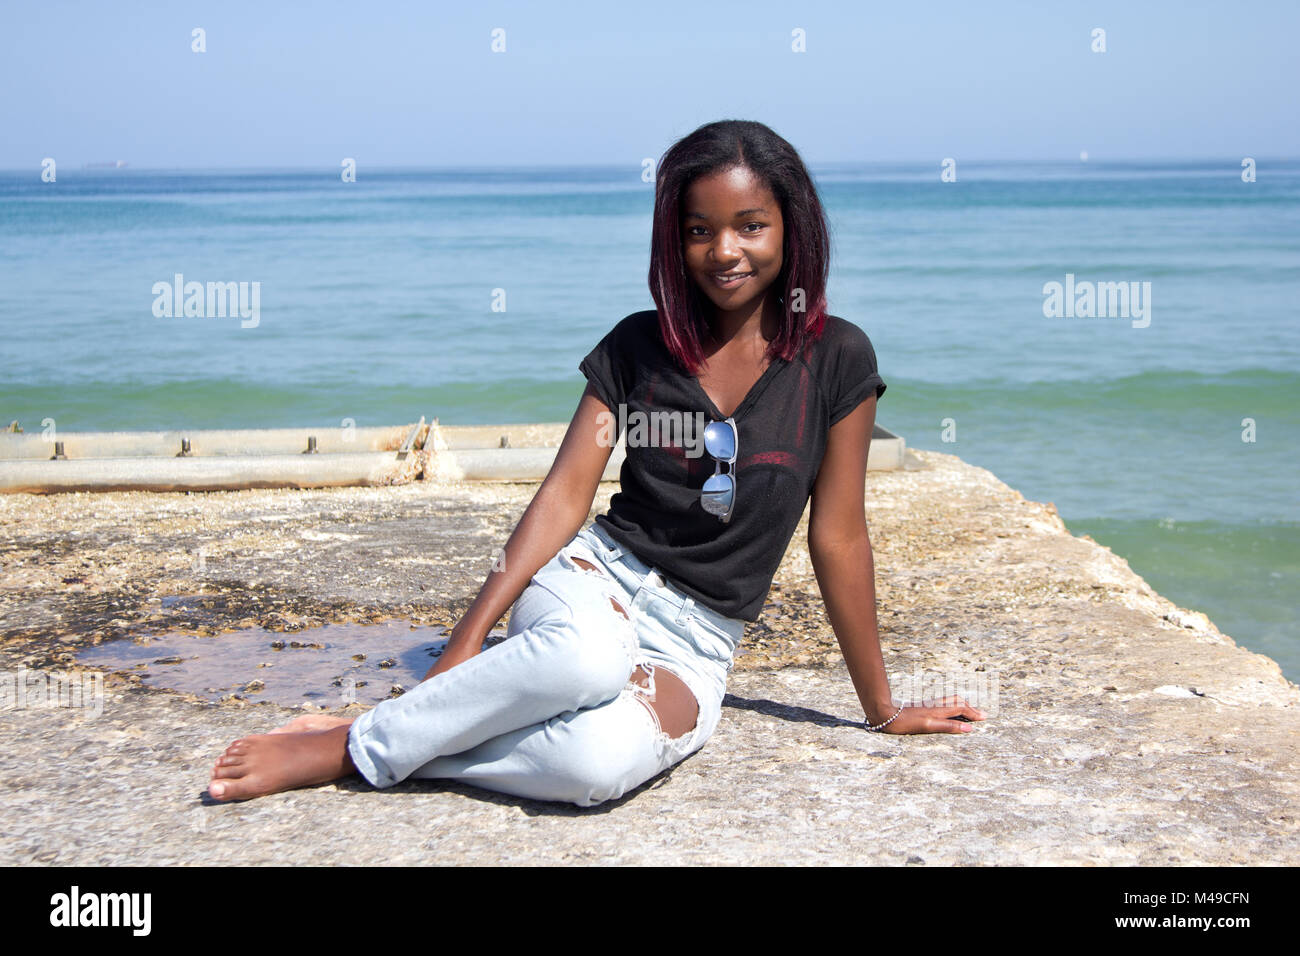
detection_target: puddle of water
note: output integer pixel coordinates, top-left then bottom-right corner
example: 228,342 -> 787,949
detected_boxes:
76,620 -> 506,708
159,595 -> 205,610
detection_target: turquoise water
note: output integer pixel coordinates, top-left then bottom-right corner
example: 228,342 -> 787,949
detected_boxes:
1,161 -> 1296,681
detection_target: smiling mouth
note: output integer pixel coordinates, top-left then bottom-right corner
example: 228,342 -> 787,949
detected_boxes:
711,271 -> 753,288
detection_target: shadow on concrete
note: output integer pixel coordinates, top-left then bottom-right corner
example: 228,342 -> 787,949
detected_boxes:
722,692 -> 863,730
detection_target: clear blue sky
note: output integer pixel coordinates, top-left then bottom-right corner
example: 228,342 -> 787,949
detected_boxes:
3,0 -> 1296,168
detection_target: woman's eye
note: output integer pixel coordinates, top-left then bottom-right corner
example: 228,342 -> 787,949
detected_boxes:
687,223 -> 763,237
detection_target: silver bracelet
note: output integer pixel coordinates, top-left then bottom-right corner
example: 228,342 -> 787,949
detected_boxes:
864,704 -> 904,732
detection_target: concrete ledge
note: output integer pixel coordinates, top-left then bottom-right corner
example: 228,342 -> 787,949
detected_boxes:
0,425 -> 419,459
0,448 -> 1294,864
0,452 -> 423,494
0,421 -> 905,493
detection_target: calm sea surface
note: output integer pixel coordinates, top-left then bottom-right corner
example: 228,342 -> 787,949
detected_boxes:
1,161 -> 1296,680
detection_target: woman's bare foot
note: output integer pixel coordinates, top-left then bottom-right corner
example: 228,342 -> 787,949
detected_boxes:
208,725 -> 356,801
269,714 -> 355,735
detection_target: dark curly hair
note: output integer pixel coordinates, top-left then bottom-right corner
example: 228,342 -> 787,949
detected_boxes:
648,119 -> 832,375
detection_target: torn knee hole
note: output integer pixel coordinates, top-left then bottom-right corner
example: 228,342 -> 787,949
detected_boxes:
608,596 -> 629,620
629,686 -> 661,732
628,664 -> 697,741
630,664 -> 654,694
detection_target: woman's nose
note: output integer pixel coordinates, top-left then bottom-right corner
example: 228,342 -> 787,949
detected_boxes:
711,229 -> 741,259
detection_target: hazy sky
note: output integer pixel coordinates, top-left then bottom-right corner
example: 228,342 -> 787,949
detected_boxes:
3,0 -> 1296,168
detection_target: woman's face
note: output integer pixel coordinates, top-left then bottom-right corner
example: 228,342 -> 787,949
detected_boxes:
681,166 -> 784,321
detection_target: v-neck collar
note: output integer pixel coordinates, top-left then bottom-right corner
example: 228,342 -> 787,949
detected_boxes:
689,354 -> 787,421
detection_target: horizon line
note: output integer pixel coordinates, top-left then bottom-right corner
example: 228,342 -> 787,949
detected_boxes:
4,155 -> 1298,174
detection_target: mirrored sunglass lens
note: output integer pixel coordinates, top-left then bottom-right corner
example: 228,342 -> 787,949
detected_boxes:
704,421 -> 735,460
700,491 -> 731,515
701,473 -> 735,514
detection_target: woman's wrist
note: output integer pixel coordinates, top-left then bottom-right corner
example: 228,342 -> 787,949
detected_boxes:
444,621 -> 487,658
863,697 -> 901,726
423,630 -> 484,680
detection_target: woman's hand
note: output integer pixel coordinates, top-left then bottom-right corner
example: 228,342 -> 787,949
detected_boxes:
869,695 -> 988,735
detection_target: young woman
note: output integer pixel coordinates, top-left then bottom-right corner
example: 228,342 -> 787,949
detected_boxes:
208,120 -> 986,807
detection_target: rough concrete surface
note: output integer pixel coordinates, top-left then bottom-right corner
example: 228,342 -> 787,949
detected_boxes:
1,449 -> 1296,865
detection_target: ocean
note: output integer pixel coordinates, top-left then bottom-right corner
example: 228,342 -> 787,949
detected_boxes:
1,160 -> 1296,681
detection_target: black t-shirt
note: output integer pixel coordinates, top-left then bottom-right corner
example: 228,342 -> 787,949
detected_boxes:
578,309 -> 887,622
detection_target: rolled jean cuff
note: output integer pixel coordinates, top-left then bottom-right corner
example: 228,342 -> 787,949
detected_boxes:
347,710 -> 394,788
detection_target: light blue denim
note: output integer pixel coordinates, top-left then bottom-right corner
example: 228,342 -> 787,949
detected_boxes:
346,522 -> 747,807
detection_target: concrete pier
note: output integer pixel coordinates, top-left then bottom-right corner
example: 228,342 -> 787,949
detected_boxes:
0,447 -> 1295,865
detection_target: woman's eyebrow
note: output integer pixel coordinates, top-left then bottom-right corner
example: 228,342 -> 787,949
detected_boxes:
684,207 -> 770,220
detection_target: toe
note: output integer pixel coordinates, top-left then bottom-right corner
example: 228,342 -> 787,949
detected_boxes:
209,777 -> 251,801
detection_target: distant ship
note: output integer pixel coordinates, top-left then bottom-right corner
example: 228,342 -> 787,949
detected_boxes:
84,160 -> 128,168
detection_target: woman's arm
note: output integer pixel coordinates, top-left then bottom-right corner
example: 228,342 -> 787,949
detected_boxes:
425,384 -> 616,678
807,394 -> 985,733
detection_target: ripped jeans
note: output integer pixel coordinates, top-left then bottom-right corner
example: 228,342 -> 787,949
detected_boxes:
345,522 -> 747,807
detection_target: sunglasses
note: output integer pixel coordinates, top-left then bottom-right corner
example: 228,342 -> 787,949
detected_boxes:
700,417 -> 737,523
